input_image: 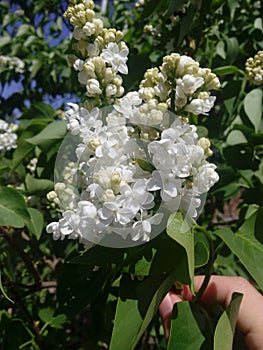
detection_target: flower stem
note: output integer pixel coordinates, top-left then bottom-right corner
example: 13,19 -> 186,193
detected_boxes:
193,226 -> 215,303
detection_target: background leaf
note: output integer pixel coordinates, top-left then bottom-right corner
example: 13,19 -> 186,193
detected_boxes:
55,263 -> 109,318
26,121 -> 67,152
0,187 -> 30,228
26,208 -> 44,240
244,89 -> 263,132
25,174 -> 54,196
20,102 -> 57,120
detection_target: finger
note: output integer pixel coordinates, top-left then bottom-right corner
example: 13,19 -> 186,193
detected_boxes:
194,276 -> 263,349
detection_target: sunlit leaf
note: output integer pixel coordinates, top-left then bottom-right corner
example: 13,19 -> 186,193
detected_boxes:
166,212 -> 195,292
214,293 -> 243,350
226,130 -> 247,145
26,121 -> 67,151
0,187 -> 30,228
244,89 -> 263,132
215,209 -> 263,289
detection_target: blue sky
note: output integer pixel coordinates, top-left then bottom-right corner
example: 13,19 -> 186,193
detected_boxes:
1,0 -> 111,117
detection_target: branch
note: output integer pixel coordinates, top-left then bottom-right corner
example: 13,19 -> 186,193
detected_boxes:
0,226 -> 42,288
21,231 -> 58,271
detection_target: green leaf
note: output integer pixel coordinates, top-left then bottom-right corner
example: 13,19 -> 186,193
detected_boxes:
26,120 -> 67,151
214,293 -> 243,350
132,272 -> 177,347
16,24 -> 32,37
255,207 -> 263,243
38,308 -> 54,324
244,89 -> 263,132
254,17 -> 263,31
210,0 -> 225,11
215,209 -> 263,289
20,102 -> 57,120
11,119 -> 52,169
29,59 -> 43,79
110,270 -> 178,350
249,132 -> 263,146
24,35 -> 37,48
11,141 -> 34,170
226,130 -> 247,145
225,37 -> 239,64
222,80 -> 242,115
48,314 -> 67,329
213,65 -> 242,76
25,174 -> 53,196
194,231 -> 209,268
196,126 -> 208,138
0,35 -> 11,47
0,318 -> 34,349
137,159 -> 155,173
165,0 -> 188,17
216,41 -> 226,59
166,212 -> 195,292
109,297 -> 141,350
56,263 -> 108,318
167,302 -> 206,350
149,238 -> 191,282
141,0 -> 166,18
0,187 -> 30,228
39,309 -> 67,330
70,244 -> 125,267
123,54 -> 152,91
223,144 -> 260,170
0,270 -> 13,303
26,208 -> 44,240
178,4 -> 195,45
2,13 -> 13,28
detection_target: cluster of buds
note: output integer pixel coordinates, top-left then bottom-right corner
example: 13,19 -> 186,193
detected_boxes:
0,119 -> 18,152
139,53 -> 220,115
135,0 -> 145,8
47,181 -> 78,210
245,50 -> 263,86
26,158 -> 38,174
64,0 -> 128,104
0,55 -> 25,74
143,24 -> 158,36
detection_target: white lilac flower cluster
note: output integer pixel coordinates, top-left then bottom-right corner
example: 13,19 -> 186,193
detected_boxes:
139,53 -> 220,115
64,0 -> 128,103
0,119 -> 18,152
46,88 -> 219,246
46,2 -> 220,247
0,55 -> 25,74
245,50 -> 263,86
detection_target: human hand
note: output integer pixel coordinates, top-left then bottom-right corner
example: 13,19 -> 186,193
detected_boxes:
159,276 -> 263,350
